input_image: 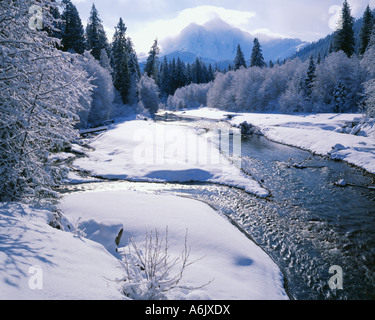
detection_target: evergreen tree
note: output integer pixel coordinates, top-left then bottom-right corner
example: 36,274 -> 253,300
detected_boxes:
61,0 -> 85,54
317,52 -> 322,64
333,80 -> 347,113
333,0 -> 355,57
234,44 -> 247,70
303,56 -> 316,100
176,58 -> 187,89
192,57 -> 203,84
159,57 -> 172,98
250,38 -> 266,68
85,4 -> 109,60
359,5 -> 375,55
144,39 -> 160,82
111,18 -> 130,104
269,60 -> 274,68
45,0 -> 62,40
99,48 -> 113,75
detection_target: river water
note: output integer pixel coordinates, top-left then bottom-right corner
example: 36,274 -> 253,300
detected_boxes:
63,116 -> 375,300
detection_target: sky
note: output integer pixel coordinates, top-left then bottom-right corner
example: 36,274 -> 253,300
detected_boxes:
71,0 -> 375,55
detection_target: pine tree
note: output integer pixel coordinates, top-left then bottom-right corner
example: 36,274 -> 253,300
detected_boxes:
303,56 -> 316,99
176,58 -> 187,89
99,48 -> 113,75
333,80 -> 347,113
45,0 -> 62,40
250,38 -> 266,68
333,0 -> 355,57
61,0 -> 85,54
159,57 -> 171,98
85,4 -> 109,60
359,5 -> 375,55
111,18 -> 131,104
144,39 -> 160,82
234,44 -> 246,70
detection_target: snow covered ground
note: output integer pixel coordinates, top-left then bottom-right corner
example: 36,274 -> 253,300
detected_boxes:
0,190 -> 288,300
173,108 -> 375,174
0,116 -> 291,300
72,120 -> 269,197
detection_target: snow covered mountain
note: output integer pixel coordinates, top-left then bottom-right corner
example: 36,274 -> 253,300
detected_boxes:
160,18 -> 309,65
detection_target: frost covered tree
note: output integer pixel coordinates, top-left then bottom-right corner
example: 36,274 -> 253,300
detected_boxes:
144,39 -> 160,82
234,44 -> 246,70
312,51 -> 364,112
99,48 -> 113,75
250,38 -> 266,68
78,52 -> 115,127
361,27 -> 375,116
167,83 -> 212,110
333,0 -> 355,57
0,0 -> 92,202
138,75 -> 160,117
363,79 -> 375,117
333,80 -> 347,113
359,5 -> 374,56
61,0 -> 85,54
85,4 -> 109,60
303,56 -> 316,100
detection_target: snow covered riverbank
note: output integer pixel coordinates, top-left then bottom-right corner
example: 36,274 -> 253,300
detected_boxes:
72,120 -> 269,197
173,108 -> 375,175
0,190 -> 288,300
0,117 -> 289,300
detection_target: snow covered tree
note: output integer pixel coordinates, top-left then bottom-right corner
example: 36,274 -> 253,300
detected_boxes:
359,5 -> 375,55
234,44 -> 247,70
45,0 -> 62,40
333,0 -> 355,57
361,26 -> 375,116
333,80 -> 347,113
85,4 -> 109,60
303,56 -> 316,100
138,75 -> 160,117
0,0 -> 92,203
167,83 -> 212,110
363,79 -> 375,117
99,48 -> 113,75
250,38 -> 266,68
144,39 -> 160,83
61,0 -> 85,54
79,52 -> 115,127
312,51 -> 364,112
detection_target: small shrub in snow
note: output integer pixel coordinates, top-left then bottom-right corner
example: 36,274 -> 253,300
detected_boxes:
118,228 -> 211,300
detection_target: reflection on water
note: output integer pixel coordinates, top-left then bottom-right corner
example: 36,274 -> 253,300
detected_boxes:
61,118 -> 375,300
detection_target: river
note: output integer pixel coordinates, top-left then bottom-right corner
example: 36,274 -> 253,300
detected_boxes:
62,115 -> 375,300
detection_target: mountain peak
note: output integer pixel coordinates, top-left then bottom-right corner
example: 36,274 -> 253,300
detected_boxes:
160,18 -> 308,63
202,17 -> 233,31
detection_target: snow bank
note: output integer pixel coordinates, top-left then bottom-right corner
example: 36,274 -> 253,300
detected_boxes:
0,203 -> 123,300
73,120 -> 268,197
174,109 -> 375,174
59,190 -> 288,300
0,191 -> 288,300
